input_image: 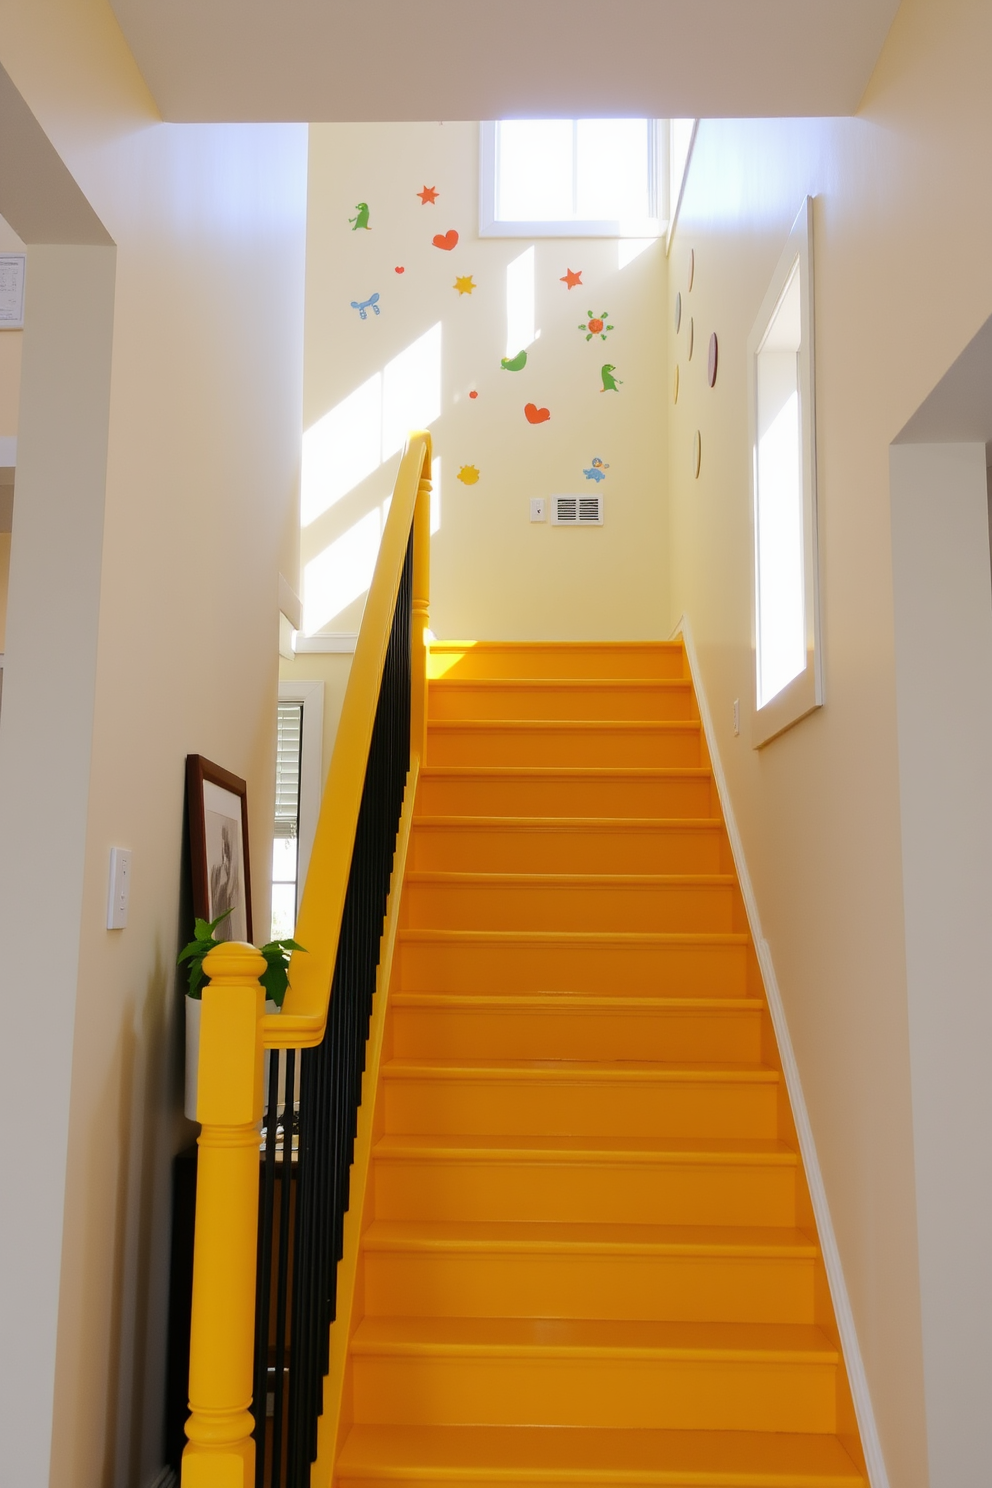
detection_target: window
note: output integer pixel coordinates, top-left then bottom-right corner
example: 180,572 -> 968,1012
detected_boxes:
480,119 -> 664,237
748,198 -> 822,746
271,680 -> 324,939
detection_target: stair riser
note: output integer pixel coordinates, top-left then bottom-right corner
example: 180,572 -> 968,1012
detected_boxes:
373,1159 -> 797,1227
428,685 -> 696,723
392,1007 -> 763,1063
417,776 -> 715,819
382,1080 -> 779,1140
409,824 -> 726,876
402,881 -> 735,934
397,938 -> 749,999
428,644 -> 687,681
351,1354 -> 837,1432
364,1251 -> 817,1325
426,728 -> 701,769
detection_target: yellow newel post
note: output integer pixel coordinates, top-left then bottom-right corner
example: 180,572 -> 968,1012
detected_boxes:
182,939 -> 267,1488
411,458 -> 432,764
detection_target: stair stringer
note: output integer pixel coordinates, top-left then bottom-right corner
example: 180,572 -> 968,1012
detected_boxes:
673,613 -> 888,1488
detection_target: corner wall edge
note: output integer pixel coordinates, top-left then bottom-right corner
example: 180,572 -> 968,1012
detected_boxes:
671,611 -> 890,1488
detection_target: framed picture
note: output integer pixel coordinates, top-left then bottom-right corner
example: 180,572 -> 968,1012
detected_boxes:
185,755 -> 253,944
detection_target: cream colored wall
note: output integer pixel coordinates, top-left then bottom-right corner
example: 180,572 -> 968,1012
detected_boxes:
304,122 -> 668,643
667,1 -> 992,1482
0,7 -> 306,1486
280,650 -> 353,785
0,530 -> 9,649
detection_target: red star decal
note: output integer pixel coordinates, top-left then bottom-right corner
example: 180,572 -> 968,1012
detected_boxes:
417,186 -> 439,205
561,268 -> 583,289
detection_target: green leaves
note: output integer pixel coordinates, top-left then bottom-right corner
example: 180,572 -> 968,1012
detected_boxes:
257,938 -> 306,1008
177,908 -> 305,1007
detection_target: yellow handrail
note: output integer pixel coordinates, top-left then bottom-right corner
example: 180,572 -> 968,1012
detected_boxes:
180,431 -> 431,1488
262,430 -> 432,1050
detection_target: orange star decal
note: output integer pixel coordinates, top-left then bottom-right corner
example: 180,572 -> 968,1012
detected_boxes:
417,186 -> 439,205
561,268 -> 583,289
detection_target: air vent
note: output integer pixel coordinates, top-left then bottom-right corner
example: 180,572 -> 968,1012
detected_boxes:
551,493 -> 603,526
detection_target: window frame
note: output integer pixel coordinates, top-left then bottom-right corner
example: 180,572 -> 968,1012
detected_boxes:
479,119 -> 666,239
274,679 -> 324,925
747,197 -> 823,747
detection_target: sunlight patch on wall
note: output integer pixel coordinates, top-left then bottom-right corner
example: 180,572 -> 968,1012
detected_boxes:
506,247 -> 539,360
618,238 -> 656,270
302,323 -> 443,526
303,507 -> 382,632
431,456 -> 442,535
301,372 -> 381,526
382,323 -> 443,459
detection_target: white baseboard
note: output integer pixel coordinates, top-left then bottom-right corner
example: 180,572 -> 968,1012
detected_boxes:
672,612 -> 889,1488
293,632 -> 358,655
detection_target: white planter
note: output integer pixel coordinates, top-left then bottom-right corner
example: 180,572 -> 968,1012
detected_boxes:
184,993 -> 278,1122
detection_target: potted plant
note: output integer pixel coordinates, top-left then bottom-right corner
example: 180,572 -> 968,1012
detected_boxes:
178,908 -> 303,1120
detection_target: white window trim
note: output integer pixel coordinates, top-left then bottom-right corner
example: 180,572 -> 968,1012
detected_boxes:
479,120 -> 666,239
277,679 -> 324,885
747,197 -> 823,748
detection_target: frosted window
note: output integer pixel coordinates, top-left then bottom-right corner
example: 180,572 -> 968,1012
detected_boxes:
494,119 -> 654,224
754,263 -> 805,709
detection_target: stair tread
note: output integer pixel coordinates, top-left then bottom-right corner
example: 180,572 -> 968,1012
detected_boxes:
429,679 -> 693,690
413,816 -> 724,831
375,1133 -> 798,1165
364,1220 -> 818,1257
382,1059 -> 777,1084
407,871 -> 734,887
421,766 -> 710,779
338,1424 -> 865,1485
400,928 -> 748,945
393,995 -> 763,1012
351,1316 -> 838,1361
428,720 -> 701,732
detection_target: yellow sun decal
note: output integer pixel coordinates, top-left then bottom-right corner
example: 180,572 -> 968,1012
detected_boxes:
453,275 -> 476,295
457,465 -> 481,485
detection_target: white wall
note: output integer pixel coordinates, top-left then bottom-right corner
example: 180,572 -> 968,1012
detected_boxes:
890,441 -> 992,1487
0,9 -> 307,1484
665,0 -> 992,1481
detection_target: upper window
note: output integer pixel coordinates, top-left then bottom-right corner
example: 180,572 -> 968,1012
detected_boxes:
480,119 -> 663,237
747,198 -> 822,746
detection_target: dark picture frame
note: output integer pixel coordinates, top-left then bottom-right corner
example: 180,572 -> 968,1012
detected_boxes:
185,754 -> 253,944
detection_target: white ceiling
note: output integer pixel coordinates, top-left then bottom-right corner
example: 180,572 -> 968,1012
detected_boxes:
109,0 -> 901,122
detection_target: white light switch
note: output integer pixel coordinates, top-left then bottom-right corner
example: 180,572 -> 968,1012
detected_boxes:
107,848 -> 132,930
530,498 -> 546,522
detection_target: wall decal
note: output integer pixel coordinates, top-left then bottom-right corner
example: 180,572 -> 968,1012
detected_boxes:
688,248 -> 695,290
687,317 -> 694,360
349,202 -> 371,231
350,292 -> 381,320
417,186 -> 439,204
673,364 -> 680,403
692,429 -> 701,478
674,291 -> 682,333
469,390 -> 479,399
457,465 -> 481,485
524,403 -> 551,424
453,275 -> 476,295
708,333 -> 719,387
501,349 -> 528,372
561,268 -> 583,289
579,311 -> 614,342
583,457 -> 609,483
600,364 -> 623,393
433,229 -> 459,251
394,266 -> 405,274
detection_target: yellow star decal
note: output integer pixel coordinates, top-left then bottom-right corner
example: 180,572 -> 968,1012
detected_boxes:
453,275 -> 476,295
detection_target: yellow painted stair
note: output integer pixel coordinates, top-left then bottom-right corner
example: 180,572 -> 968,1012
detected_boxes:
330,641 -> 867,1488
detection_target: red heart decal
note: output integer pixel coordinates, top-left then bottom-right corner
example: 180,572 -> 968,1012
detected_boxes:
433,229 -> 459,251
394,265 -> 405,273
524,403 -> 551,424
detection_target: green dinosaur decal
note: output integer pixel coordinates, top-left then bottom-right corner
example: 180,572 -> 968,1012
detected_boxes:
600,364 -> 623,392
349,202 -> 371,231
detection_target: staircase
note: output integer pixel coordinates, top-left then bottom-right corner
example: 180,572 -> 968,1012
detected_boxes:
333,641 -> 867,1488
